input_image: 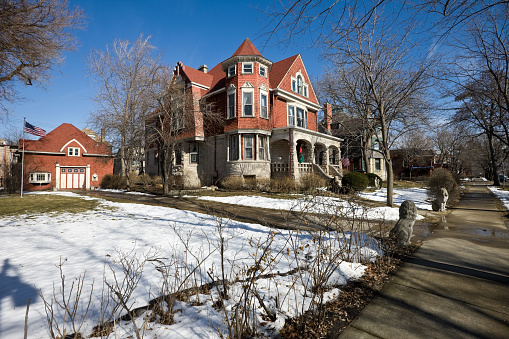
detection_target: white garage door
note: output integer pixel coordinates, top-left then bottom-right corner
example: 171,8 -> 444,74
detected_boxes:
59,167 -> 86,189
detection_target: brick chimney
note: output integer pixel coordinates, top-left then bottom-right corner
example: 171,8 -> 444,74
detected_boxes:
101,128 -> 105,142
323,103 -> 332,131
198,64 -> 208,73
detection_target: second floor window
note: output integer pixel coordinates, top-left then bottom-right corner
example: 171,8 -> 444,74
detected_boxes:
260,93 -> 268,118
243,92 -> 253,116
68,147 -> 80,156
288,106 -> 295,126
227,92 -> 236,118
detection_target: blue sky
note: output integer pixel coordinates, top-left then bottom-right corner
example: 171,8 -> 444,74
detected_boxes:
2,0 -> 324,140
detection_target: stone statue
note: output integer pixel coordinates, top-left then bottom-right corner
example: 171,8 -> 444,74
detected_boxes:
431,188 -> 449,212
389,200 -> 418,246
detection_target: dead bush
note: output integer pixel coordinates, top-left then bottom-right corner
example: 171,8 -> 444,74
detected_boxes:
269,176 -> 298,193
221,176 -> 244,190
299,174 -> 326,192
427,168 -> 460,204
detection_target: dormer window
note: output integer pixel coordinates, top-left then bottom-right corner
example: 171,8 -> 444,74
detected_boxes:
242,62 -> 253,74
259,65 -> 266,77
68,147 -> 80,156
228,65 -> 236,77
291,73 -> 309,97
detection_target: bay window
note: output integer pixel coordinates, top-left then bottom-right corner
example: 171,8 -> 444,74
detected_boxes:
243,91 -> 253,116
244,135 -> 253,159
260,93 -> 268,118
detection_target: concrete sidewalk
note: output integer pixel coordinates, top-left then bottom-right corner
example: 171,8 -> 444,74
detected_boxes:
339,184 -> 509,339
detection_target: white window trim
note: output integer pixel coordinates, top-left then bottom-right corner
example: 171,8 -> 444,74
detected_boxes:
241,89 -> 254,117
260,90 -> 268,119
68,147 -> 80,156
259,64 -> 267,77
242,62 -> 253,74
59,139 -> 87,153
291,71 -> 309,97
189,143 -> 198,164
228,64 -> 236,78
287,103 -> 308,128
243,134 -> 254,160
29,172 -> 51,184
227,85 -> 236,119
258,135 -> 266,161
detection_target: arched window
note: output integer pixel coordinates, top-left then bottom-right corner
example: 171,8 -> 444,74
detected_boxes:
297,76 -> 303,94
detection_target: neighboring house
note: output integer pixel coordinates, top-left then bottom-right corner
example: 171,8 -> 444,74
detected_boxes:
391,148 -> 436,180
0,139 -> 19,188
19,123 -> 114,191
323,107 -> 386,180
145,38 -> 342,187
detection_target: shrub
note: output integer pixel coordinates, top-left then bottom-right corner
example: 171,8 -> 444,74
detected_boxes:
269,176 -> 298,193
221,176 -> 244,190
427,168 -> 459,204
100,174 -> 127,189
257,178 -> 271,191
300,174 -> 326,192
342,171 -> 369,192
366,173 -> 382,189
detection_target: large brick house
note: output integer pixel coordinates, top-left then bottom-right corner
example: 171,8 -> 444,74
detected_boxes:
145,38 -> 343,187
20,123 -> 114,191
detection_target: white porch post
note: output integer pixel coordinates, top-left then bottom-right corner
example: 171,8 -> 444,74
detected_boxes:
86,164 -> 91,189
55,163 -> 60,190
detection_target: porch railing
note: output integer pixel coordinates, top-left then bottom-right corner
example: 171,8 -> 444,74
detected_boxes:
298,162 -> 312,174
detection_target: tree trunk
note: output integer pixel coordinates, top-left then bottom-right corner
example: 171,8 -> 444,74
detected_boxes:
488,131 -> 501,186
386,157 -> 394,207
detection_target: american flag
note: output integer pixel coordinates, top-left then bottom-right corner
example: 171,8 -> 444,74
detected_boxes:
341,155 -> 350,167
24,121 -> 46,137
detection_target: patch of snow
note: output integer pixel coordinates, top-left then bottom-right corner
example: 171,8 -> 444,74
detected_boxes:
0,192 -> 380,339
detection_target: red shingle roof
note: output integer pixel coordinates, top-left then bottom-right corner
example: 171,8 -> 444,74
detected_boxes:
269,54 -> 299,89
23,123 -> 112,155
231,37 -> 262,57
181,64 -> 214,88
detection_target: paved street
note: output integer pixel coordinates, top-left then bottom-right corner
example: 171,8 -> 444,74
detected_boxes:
339,184 -> 509,339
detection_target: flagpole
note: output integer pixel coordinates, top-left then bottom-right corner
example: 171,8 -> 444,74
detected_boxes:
20,117 -> 25,198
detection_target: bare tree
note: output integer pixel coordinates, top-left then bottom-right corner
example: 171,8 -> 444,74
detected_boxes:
432,124 -> 470,176
258,0 -> 509,49
0,0 -> 84,114
319,10 -> 437,206
453,73 -> 505,185
146,73 -> 224,194
87,35 -> 164,189
450,8 -> 509,148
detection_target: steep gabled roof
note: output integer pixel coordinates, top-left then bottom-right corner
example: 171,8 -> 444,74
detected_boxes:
231,37 -> 262,57
180,63 -> 214,88
22,123 -> 111,155
207,63 -> 227,93
269,54 -> 299,89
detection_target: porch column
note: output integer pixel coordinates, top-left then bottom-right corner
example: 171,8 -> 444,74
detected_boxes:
237,134 -> 241,161
86,164 -> 91,190
226,135 -> 230,161
325,144 -> 330,175
310,145 -> 315,164
290,140 -> 297,179
55,163 -> 60,191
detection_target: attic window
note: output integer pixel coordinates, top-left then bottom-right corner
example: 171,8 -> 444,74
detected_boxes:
68,147 -> 80,156
228,65 -> 236,77
242,62 -> 253,74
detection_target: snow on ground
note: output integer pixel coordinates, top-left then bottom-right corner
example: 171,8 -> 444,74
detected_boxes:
194,187 -> 430,221
358,187 -> 432,211
488,186 -> 509,210
0,191 -> 380,339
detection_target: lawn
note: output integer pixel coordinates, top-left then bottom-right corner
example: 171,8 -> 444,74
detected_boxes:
0,191 -> 381,339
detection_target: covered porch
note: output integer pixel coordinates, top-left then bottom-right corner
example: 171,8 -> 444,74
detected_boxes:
270,127 -> 343,181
